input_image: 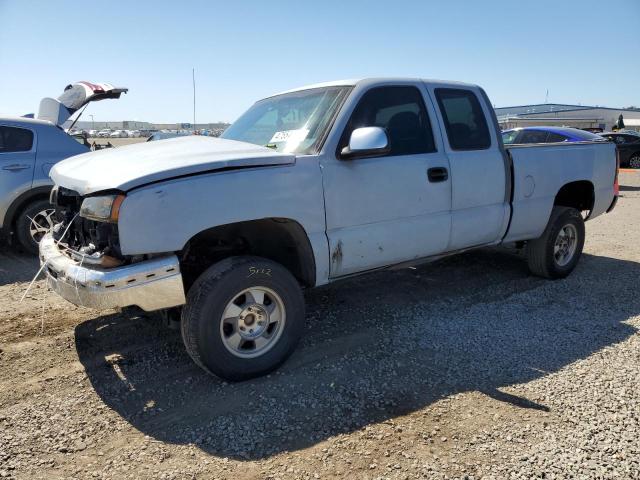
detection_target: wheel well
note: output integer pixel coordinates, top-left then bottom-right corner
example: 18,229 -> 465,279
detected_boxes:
554,181 -> 594,213
180,218 -> 316,291
4,187 -> 52,234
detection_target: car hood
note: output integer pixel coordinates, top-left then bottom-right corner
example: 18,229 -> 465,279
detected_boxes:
50,136 -> 295,195
38,81 -> 128,127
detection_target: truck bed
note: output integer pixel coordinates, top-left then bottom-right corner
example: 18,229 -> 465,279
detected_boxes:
504,141 -> 617,243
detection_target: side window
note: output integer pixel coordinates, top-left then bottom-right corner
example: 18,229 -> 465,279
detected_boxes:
519,130 -> 550,144
0,126 -> 34,153
546,132 -> 568,142
435,88 -> 491,150
342,86 -> 436,156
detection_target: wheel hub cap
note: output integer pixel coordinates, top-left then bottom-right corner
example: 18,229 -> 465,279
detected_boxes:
219,287 -> 286,358
238,304 -> 269,338
29,209 -> 55,244
553,224 -> 578,267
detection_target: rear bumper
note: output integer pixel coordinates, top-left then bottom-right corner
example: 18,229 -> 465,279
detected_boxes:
39,234 -> 186,311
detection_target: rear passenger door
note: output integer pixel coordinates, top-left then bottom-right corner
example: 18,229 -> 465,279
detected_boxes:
322,85 -> 452,277
430,87 -> 509,251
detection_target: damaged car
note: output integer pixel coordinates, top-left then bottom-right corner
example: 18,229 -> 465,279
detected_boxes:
0,81 -> 127,253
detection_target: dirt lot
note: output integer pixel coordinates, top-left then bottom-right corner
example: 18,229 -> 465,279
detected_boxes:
1,173 -> 639,479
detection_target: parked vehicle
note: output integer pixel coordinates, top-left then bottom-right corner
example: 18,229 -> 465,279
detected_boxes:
599,131 -> 640,168
42,78 -> 618,381
88,129 -> 98,137
146,130 -> 192,141
502,126 -> 606,145
0,81 -> 127,253
97,129 -> 112,138
109,130 -> 127,138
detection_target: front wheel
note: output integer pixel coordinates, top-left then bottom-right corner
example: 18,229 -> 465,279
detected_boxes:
628,154 -> 640,169
15,199 -> 56,255
181,256 -> 305,381
526,206 -> 585,279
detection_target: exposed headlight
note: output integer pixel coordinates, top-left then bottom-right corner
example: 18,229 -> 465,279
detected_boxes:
79,194 -> 125,223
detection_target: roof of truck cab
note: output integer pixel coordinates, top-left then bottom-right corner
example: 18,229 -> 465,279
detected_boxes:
269,77 -> 480,98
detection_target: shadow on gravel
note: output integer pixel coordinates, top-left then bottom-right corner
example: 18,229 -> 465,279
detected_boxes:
619,185 -> 640,192
0,249 -> 40,286
75,249 -> 640,460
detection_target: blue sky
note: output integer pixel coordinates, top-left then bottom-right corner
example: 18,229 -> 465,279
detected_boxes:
1,0 -> 638,123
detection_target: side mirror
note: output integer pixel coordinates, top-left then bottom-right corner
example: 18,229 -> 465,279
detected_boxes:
340,126 -> 390,159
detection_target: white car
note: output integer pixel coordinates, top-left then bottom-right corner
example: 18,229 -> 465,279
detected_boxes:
97,130 -> 111,138
110,130 -> 126,138
128,130 -> 141,138
88,129 -> 97,137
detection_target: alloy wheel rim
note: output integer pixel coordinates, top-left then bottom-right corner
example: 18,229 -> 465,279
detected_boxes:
553,224 -> 578,267
630,156 -> 640,169
219,286 -> 286,358
28,209 -> 55,244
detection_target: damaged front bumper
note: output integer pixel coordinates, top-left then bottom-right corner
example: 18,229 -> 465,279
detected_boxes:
39,233 -> 186,311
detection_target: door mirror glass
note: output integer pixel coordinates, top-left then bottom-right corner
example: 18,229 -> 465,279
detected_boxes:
341,127 -> 389,158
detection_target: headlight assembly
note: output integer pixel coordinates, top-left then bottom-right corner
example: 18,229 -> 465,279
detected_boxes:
79,194 -> 125,223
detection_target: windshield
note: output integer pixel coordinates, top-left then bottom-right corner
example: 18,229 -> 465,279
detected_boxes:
222,86 -> 350,154
501,130 -> 519,144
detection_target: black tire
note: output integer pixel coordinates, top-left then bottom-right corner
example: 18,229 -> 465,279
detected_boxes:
629,154 -> 640,169
526,206 -> 585,279
181,256 -> 305,381
15,199 -> 55,255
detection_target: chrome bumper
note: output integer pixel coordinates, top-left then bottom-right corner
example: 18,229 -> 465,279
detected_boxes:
39,234 -> 186,312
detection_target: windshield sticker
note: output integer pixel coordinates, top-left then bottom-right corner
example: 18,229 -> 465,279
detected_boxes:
269,128 -> 309,144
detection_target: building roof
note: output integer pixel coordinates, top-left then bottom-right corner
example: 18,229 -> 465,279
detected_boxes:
495,103 -> 640,116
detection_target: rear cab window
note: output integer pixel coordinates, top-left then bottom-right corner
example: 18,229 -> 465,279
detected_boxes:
0,126 -> 34,153
435,88 -> 491,150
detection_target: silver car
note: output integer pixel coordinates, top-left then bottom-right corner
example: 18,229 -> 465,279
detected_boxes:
0,81 -> 127,253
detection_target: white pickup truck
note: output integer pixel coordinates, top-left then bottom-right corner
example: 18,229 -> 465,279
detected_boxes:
41,78 -> 618,381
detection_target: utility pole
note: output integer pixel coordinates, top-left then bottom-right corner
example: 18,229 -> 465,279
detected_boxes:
192,68 -> 196,133
90,114 -> 95,131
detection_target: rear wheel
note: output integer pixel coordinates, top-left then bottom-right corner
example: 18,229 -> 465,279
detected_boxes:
526,206 -> 585,279
15,199 -> 55,255
629,154 -> 640,169
181,256 -> 305,381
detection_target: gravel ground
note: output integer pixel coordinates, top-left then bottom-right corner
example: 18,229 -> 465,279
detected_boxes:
0,172 -> 639,479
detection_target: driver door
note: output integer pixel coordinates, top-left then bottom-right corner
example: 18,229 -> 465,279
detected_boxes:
321,85 -> 452,277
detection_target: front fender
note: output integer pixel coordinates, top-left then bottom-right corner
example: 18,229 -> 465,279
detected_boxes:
117,161 -> 331,285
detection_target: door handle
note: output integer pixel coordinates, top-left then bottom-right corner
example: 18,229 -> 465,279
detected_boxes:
2,164 -> 31,172
427,167 -> 448,182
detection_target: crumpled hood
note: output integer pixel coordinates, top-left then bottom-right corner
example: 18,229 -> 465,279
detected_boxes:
50,136 -> 295,195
